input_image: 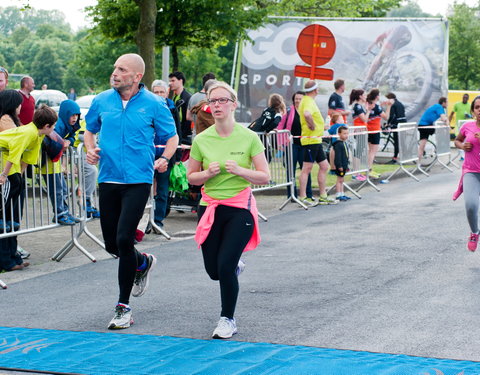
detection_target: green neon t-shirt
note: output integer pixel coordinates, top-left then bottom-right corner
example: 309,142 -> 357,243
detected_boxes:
190,123 -> 265,202
299,95 -> 324,145
0,122 -> 44,175
453,101 -> 471,124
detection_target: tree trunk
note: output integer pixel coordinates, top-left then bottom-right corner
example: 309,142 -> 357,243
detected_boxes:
135,0 -> 157,89
172,45 -> 179,72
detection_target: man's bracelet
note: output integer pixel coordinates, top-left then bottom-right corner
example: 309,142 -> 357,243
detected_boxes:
160,156 -> 170,163
0,172 -> 7,178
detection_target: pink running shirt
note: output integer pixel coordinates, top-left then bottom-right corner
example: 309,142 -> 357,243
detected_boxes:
460,121 -> 480,173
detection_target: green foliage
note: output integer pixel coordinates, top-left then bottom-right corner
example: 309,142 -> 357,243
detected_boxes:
0,54 -> 7,69
273,0 -> 401,17
387,0 -> 434,17
10,26 -> 31,45
12,61 -> 26,75
72,33 -> 137,92
36,24 -> 72,42
88,0 -> 270,70
0,6 -> 70,35
448,3 -> 480,90
89,0 -> 269,47
178,46 -> 228,92
63,64 -> 88,94
30,44 -> 65,89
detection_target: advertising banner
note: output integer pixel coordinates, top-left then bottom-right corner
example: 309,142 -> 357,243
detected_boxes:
235,18 -> 448,124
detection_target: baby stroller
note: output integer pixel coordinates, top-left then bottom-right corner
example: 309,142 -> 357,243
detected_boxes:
166,162 -> 200,217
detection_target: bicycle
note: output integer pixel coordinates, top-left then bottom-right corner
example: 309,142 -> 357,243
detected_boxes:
378,125 -> 437,167
361,42 -> 433,120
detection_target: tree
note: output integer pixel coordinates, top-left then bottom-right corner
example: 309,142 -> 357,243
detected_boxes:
273,0 -> 401,17
178,46 -> 228,91
87,0 -> 271,87
63,63 -> 88,94
10,26 -> 31,45
134,0 -> 156,88
12,61 -> 26,75
72,33 -> 137,92
448,3 -> 480,90
30,44 -> 65,89
387,0 -> 434,17
0,6 -> 70,35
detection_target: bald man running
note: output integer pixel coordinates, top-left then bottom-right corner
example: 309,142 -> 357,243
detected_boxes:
85,53 -> 179,329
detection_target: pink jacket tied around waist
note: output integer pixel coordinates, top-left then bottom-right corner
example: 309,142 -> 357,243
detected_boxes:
194,186 -> 261,252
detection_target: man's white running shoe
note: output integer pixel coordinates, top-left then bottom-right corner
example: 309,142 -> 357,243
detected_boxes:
212,317 -> 237,339
132,253 -> 157,297
235,259 -> 245,277
108,304 -> 133,329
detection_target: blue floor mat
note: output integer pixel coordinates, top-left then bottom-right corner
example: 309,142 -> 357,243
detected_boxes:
0,326 -> 479,375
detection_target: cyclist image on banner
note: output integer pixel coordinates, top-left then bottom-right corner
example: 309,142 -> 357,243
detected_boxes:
360,24 -> 434,120
363,25 -> 412,89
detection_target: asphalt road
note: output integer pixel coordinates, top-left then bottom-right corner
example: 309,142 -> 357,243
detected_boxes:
2,166 -> 478,364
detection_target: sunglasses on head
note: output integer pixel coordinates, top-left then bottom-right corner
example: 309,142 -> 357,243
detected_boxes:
0,67 -> 8,78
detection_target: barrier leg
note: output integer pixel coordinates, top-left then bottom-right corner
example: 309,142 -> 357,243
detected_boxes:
279,183 -> 309,210
386,163 -> 420,182
0,279 -> 6,289
52,226 -> 97,262
414,165 -> 430,176
356,175 -> 380,193
84,226 -> 107,250
343,182 -> 362,199
150,219 -> 171,240
258,211 -> 268,222
437,156 -> 454,173
448,150 -> 461,169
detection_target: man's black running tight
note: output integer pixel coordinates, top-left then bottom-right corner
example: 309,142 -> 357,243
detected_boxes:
99,183 -> 151,305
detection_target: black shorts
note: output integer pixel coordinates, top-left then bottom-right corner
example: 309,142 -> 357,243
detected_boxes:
418,127 -> 435,140
335,169 -> 347,177
368,133 -> 380,145
303,143 -> 327,163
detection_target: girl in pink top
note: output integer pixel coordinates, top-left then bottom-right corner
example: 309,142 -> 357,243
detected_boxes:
454,96 -> 480,251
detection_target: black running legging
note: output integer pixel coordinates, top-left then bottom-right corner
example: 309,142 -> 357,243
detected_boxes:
197,204 -> 254,319
99,183 -> 151,305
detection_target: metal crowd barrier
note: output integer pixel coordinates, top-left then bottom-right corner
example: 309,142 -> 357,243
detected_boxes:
386,122 -> 420,182
423,121 -> 454,173
252,130 -> 307,217
450,119 -> 471,168
350,126 -> 380,194
51,144 -> 105,262
0,144 -> 106,287
329,125 -> 379,198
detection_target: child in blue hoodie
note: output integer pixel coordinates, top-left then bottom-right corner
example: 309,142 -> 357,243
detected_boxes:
41,100 -> 81,225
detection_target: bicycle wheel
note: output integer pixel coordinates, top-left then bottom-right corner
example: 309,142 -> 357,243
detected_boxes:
377,51 -> 433,120
378,132 -> 395,159
418,139 -> 437,168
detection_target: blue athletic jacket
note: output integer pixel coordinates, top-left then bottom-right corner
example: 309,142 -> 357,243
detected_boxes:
85,84 -> 177,184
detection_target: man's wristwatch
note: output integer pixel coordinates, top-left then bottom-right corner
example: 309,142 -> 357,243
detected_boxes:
160,156 -> 170,163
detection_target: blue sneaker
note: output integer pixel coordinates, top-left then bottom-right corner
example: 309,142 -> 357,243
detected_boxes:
87,206 -> 100,219
67,213 -> 81,223
55,215 -> 76,226
0,220 -> 11,232
6,221 -> 20,231
337,195 -> 349,202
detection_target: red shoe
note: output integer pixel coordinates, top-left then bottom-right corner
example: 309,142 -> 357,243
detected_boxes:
468,232 -> 479,252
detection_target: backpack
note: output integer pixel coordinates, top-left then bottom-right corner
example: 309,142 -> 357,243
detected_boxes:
191,100 -> 214,135
248,107 -> 278,133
